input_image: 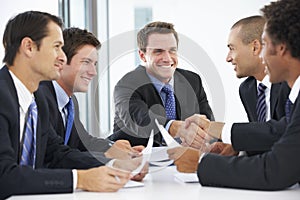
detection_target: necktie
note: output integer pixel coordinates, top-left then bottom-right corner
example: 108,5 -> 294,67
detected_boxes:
161,84 -> 176,120
256,83 -> 267,122
20,100 -> 38,168
285,98 -> 293,123
64,98 -> 74,145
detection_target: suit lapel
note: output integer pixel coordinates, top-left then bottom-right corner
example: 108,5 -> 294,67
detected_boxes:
245,78 -> 258,121
0,66 -> 22,161
270,84 -> 280,118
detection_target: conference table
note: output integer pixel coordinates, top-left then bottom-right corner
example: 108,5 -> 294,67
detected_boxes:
9,166 -> 300,200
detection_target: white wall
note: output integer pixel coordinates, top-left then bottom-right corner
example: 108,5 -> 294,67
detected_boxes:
0,0 -> 59,63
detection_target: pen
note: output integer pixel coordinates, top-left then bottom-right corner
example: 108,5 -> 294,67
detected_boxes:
115,175 -> 121,183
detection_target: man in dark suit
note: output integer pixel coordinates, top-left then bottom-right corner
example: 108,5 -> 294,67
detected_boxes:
226,16 -> 289,123
220,15 -> 290,155
39,27 -> 144,160
0,11 -> 137,199
177,16 -> 290,155
39,27 -> 147,181
109,21 -> 214,147
168,0 -> 300,190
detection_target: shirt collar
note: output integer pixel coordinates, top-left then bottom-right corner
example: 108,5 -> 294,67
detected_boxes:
9,70 -> 34,113
53,80 -> 70,111
146,70 -> 174,93
256,75 -> 272,90
289,76 -> 300,104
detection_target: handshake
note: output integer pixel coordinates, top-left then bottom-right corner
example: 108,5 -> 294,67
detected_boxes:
167,114 -> 238,173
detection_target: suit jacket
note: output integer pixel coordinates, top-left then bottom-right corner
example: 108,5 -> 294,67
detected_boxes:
0,66 -> 103,199
109,65 -> 214,146
39,81 -> 112,153
198,90 -> 300,190
239,76 -> 289,122
231,77 -> 290,153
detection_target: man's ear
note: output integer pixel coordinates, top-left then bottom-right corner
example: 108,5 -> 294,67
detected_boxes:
20,37 -> 36,58
277,43 -> 287,57
138,49 -> 146,62
252,39 -> 262,56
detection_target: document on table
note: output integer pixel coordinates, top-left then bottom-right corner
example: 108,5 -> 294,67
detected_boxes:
147,119 -> 181,167
174,173 -> 198,183
131,130 -> 153,176
123,180 -> 145,188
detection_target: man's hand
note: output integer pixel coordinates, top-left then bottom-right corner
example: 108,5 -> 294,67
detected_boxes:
104,140 -> 143,159
77,166 -> 131,192
210,142 -> 238,156
185,114 -> 225,139
167,147 -> 201,173
131,162 -> 149,181
113,156 -> 143,172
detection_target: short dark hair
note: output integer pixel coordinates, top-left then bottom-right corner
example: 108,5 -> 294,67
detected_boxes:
62,27 -> 101,65
231,15 -> 265,44
2,11 -> 64,66
137,21 -> 178,52
261,0 -> 300,60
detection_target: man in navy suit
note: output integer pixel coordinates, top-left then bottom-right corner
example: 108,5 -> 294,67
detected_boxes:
168,0 -> 300,190
39,27 -> 147,181
0,11 -> 138,199
109,21 -> 214,147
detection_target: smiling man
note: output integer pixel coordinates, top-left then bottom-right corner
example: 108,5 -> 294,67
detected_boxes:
109,21 -> 214,146
39,28 -> 147,172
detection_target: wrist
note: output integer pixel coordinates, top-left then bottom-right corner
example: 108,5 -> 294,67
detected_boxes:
169,120 -> 183,137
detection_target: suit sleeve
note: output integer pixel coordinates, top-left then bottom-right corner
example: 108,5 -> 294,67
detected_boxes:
231,117 -> 287,151
72,95 -> 112,153
197,101 -> 300,190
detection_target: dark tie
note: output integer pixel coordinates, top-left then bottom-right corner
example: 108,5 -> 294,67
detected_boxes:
161,84 -> 176,120
20,100 -> 38,168
285,98 -> 293,123
256,83 -> 267,122
64,98 -> 74,145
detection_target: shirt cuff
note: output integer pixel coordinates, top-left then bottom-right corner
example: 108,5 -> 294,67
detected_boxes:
72,169 -> 77,191
165,120 -> 174,131
198,152 -> 207,165
221,122 -> 233,144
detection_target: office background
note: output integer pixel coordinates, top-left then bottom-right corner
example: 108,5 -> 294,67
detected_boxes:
0,0 -> 271,138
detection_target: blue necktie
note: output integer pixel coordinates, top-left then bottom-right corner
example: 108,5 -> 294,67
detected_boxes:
162,84 -> 176,120
256,83 -> 267,122
64,98 -> 74,145
20,100 -> 38,168
285,98 -> 293,123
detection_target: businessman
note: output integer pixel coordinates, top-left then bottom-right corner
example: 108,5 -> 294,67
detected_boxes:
168,0 -> 300,190
0,11 -> 139,199
109,21 -> 214,147
39,27 -> 143,159
39,27 -> 147,181
178,16 -> 290,155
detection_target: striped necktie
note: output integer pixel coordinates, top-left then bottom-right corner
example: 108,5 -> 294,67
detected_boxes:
20,100 -> 38,168
285,98 -> 293,123
256,83 -> 267,122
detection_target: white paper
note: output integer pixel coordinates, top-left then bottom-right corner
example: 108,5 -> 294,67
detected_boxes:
123,180 -> 145,188
155,119 -> 181,148
131,130 -> 153,176
150,146 -> 169,162
174,173 -> 198,183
